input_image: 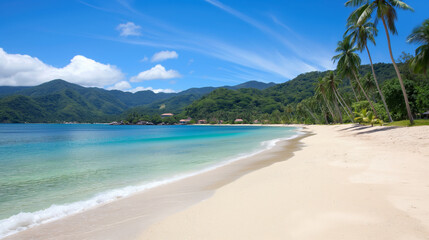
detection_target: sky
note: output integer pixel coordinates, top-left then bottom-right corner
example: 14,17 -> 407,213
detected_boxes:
0,0 -> 427,93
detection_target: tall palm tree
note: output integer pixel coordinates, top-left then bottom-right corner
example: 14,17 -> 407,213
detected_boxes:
323,73 -> 343,123
346,15 -> 393,122
345,0 -> 414,123
362,73 -> 376,100
332,36 -> 379,118
315,77 -> 336,123
407,19 -> 429,75
325,71 -> 354,122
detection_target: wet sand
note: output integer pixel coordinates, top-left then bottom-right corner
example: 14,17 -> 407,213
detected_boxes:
141,125 -> 429,240
5,127 -> 306,240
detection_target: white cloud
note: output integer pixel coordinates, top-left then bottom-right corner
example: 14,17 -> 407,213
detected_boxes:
116,22 -> 141,37
107,81 -> 131,90
151,50 -> 178,62
0,48 -> 124,87
130,64 -> 181,82
107,81 -> 176,93
128,86 -> 176,93
140,56 -> 149,62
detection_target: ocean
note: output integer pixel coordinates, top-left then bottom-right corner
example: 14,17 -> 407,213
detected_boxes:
0,124 -> 299,238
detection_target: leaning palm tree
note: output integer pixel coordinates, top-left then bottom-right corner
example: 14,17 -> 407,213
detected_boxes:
323,73 -> 343,123
345,0 -> 414,123
315,77 -> 336,123
332,36 -> 379,118
325,71 -> 354,122
407,19 -> 429,75
345,15 -> 393,122
361,73 -> 376,100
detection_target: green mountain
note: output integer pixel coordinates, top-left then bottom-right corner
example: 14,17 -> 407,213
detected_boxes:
0,79 -> 275,123
0,63 -> 408,124
184,63 -> 404,123
0,86 -> 30,97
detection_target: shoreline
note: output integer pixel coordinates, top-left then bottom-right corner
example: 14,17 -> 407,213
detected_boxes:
3,126 -> 307,240
141,124 -> 429,240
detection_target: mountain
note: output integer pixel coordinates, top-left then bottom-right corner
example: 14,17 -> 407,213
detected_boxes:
184,63 -> 403,123
0,79 -> 275,123
230,80 -> 276,90
0,86 -> 31,97
0,63 -> 402,123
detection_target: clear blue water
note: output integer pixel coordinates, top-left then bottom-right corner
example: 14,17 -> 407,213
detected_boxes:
0,124 -> 297,237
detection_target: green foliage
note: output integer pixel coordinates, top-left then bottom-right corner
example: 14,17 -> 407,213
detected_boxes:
185,88 -> 283,123
386,119 -> 429,127
382,78 -> 418,120
407,19 -> 429,74
354,109 -> 383,126
352,100 -> 388,122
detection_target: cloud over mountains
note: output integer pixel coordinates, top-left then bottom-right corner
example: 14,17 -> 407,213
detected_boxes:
0,48 -> 124,87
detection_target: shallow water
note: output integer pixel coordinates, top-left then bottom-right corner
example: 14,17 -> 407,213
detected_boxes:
0,124 -> 297,238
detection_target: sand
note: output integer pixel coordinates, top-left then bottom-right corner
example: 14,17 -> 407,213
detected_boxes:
4,127 -> 305,240
140,125 -> 429,240
5,124 -> 429,240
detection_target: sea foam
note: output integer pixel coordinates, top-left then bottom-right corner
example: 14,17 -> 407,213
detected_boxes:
0,131 -> 302,239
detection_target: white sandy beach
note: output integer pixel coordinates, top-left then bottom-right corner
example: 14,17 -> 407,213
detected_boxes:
140,124 -> 429,240
4,124 -> 429,240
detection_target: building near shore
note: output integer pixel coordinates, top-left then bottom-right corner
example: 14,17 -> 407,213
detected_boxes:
198,119 -> 207,124
161,113 -> 174,118
234,119 -> 244,123
179,118 -> 192,124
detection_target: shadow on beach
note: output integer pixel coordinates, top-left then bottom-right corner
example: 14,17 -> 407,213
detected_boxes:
354,126 -> 397,135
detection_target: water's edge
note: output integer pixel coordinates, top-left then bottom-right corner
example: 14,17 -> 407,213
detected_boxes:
2,126 -> 307,240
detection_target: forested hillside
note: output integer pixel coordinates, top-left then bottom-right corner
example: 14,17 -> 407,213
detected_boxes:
183,62 -> 423,124
0,79 -> 275,123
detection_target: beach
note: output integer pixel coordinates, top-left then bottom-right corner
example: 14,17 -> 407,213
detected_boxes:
2,125 -> 304,240
140,124 -> 429,240
4,124 -> 429,240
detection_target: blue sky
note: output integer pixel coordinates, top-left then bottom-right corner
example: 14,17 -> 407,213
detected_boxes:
0,0 -> 427,92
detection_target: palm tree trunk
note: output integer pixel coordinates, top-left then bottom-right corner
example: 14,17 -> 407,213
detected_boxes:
322,93 -> 336,123
365,44 -> 393,122
352,69 -> 379,118
334,88 -> 354,122
331,86 -> 343,123
349,77 -> 360,101
303,104 -> 320,124
336,88 -> 353,116
333,89 -> 353,122
320,105 -> 329,124
381,18 -> 414,124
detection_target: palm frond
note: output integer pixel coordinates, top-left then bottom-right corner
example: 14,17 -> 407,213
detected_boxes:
389,0 -> 414,11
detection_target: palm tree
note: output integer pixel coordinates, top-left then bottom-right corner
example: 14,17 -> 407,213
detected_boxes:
315,77 -> 336,123
407,19 -> 429,75
345,0 -> 414,123
332,36 -> 379,118
325,72 -> 354,122
323,73 -> 343,123
361,73 -> 376,99
345,15 -> 393,122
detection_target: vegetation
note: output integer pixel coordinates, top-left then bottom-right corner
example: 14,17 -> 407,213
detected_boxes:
1,3 -> 428,126
386,119 -> 429,127
346,0 -> 415,124
407,19 -> 429,75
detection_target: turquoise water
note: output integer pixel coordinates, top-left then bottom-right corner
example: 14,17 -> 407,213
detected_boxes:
0,124 -> 298,238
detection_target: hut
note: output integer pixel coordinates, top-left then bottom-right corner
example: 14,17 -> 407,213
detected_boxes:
161,113 -> 174,118
234,119 -> 244,124
179,119 -> 191,124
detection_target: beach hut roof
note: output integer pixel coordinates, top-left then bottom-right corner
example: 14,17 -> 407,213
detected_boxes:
235,119 -> 243,122
423,110 -> 429,115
